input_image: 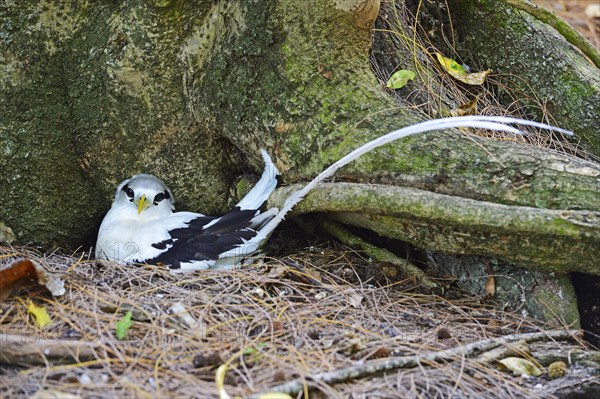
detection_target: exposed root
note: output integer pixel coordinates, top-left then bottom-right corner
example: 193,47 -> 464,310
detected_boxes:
321,219 -> 437,290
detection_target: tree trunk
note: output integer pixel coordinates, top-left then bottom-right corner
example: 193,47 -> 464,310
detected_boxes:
0,0 -> 598,281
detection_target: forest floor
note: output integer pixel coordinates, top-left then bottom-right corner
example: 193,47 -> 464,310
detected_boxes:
1,245 -> 598,399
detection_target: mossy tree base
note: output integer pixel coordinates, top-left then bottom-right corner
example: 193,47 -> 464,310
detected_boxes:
0,0 -> 598,276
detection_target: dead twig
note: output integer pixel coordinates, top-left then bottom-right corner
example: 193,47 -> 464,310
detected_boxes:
253,329 -> 580,397
0,333 -> 104,366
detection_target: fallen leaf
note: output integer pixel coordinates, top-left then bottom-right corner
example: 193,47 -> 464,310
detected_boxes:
242,343 -> 267,356
0,221 -> 15,243
170,302 -> 207,338
266,265 -> 288,279
450,98 -> 479,117
30,389 -> 81,399
215,364 -> 231,399
386,69 -> 416,89
116,310 -> 133,340
436,53 -> 467,75
348,292 -> 364,308
216,363 -> 292,399
485,275 -> 495,297
0,258 -> 65,300
256,393 -> 293,399
304,268 -> 322,283
27,300 -> 52,329
498,357 -> 542,376
436,53 -> 491,85
458,69 -> 491,85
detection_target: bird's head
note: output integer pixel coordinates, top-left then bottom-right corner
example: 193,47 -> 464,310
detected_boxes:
112,174 -> 175,220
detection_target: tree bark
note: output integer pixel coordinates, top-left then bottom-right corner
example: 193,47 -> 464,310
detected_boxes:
0,0 -> 598,275
269,182 -> 600,274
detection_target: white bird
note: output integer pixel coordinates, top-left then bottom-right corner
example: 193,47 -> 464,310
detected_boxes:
96,116 -> 573,272
95,149 -> 280,272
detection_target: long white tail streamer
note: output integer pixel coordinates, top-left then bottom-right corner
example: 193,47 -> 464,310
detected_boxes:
255,115 -> 573,242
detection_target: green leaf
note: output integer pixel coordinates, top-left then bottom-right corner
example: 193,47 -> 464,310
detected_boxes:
242,342 -> 267,356
116,310 -> 133,340
386,69 -> 416,89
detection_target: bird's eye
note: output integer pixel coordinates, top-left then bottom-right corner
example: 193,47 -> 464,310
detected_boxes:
153,191 -> 169,205
122,184 -> 134,200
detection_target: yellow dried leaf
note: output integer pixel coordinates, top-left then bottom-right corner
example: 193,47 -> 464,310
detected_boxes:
485,274 -> 495,297
27,300 -> 51,329
30,388 -> 81,399
498,357 -> 542,376
436,53 -> 491,85
256,393 -> 293,399
216,363 -> 290,399
216,364 -> 232,399
459,69 -> 491,85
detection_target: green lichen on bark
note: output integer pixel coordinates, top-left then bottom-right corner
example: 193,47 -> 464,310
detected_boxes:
335,132 -> 600,211
62,1 -> 236,213
269,183 -> 600,274
0,1 -> 243,246
0,2 -> 99,245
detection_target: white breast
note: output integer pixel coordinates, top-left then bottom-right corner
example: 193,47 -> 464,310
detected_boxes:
96,210 -> 201,263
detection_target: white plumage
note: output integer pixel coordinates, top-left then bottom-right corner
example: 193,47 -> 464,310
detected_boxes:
96,150 -> 280,271
96,116 -> 572,272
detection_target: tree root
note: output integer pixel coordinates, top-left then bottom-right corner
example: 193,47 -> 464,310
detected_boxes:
501,0 -> 600,68
268,182 -> 600,274
251,329 -> 581,397
321,219 -> 438,289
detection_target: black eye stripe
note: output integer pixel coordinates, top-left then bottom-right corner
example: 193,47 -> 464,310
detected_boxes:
122,184 -> 134,199
153,191 -> 169,204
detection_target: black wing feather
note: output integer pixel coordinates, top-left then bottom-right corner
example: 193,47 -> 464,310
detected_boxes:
145,207 -> 259,269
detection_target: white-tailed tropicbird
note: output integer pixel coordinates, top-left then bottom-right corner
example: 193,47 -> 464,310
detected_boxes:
95,149 -> 280,271
95,116 -> 573,272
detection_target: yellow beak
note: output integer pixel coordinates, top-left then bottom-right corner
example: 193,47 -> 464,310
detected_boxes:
136,194 -> 147,215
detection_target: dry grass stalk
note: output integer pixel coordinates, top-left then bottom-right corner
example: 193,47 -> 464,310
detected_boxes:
0,245 -> 593,398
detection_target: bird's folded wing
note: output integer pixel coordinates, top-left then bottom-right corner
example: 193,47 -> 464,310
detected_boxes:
145,208 -> 262,270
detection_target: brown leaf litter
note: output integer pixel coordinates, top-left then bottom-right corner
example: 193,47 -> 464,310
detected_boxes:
0,245 -> 597,398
